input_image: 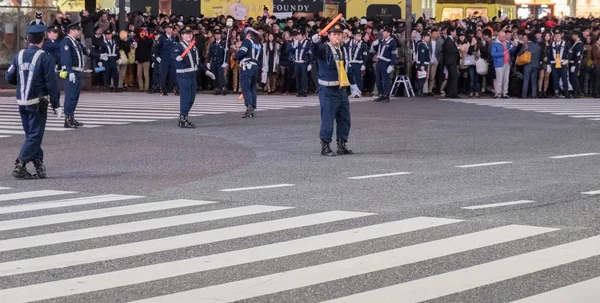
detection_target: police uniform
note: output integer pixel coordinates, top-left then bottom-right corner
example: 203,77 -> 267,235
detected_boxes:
311,23 -> 358,156
42,26 -> 61,70
174,26 -> 213,128
568,32 -> 583,98
156,24 -> 178,96
348,28 -> 368,96
548,29 -> 570,98
290,30 -> 311,97
415,35 -> 431,97
372,27 -> 397,102
98,29 -> 119,91
209,29 -> 228,95
150,31 -> 162,94
5,24 -> 61,179
234,27 -> 263,118
59,23 -> 88,128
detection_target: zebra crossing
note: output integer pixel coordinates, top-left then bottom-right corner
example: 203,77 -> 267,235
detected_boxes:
0,92 -> 362,140
0,186 -> 599,302
444,98 -> 600,121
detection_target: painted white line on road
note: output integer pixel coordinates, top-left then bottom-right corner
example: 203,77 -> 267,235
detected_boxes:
0,135 -> 10,138
0,217 -> 462,302
129,225 -> 555,303
0,194 -> 144,215
510,276 -> 600,303
348,172 -> 412,180
456,161 -> 512,168
581,190 -> 600,195
549,153 -> 599,159
0,199 -> 217,232
0,187 -> 11,190
461,200 -> 536,210
220,184 -> 295,192
0,190 -> 76,202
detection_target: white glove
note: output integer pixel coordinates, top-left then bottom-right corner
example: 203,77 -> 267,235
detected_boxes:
561,60 -> 568,66
360,65 -> 365,71
131,42 -> 137,48
156,57 -> 162,63
221,63 -> 228,68
207,62 -> 211,69
387,66 -> 393,74
293,40 -> 298,48
100,53 -> 108,61
151,63 -> 154,68
98,62 -> 103,67
205,70 -> 215,80
350,84 -> 361,97
52,107 -> 64,119
570,66 -> 575,73
311,34 -> 320,43
117,59 -> 122,65
307,64 -> 312,72
546,65 -> 551,73
68,73 -> 76,83
372,39 -> 379,46
176,56 -> 183,62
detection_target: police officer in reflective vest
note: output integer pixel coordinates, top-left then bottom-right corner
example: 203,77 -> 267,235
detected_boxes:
174,26 -> 216,128
98,29 -> 119,91
569,31 -> 583,98
156,23 -> 179,96
290,29 -> 311,97
415,32 -> 431,97
311,23 -> 361,156
234,27 -> 263,118
347,28 -> 368,97
60,23 -> 89,127
208,28 -> 228,95
42,25 -> 61,70
5,24 -> 62,179
549,29 -> 570,98
372,26 -> 397,102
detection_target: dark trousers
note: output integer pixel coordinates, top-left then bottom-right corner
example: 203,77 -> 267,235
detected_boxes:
103,61 -> 118,87
210,63 -> 226,90
159,60 -> 176,90
151,62 -> 160,88
552,66 -> 569,94
294,62 -> 308,94
176,73 -> 197,116
282,63 -> 293,92
445,64 -> 458,97
522,65 -> 539,98
350,63 -> 363,92
241,65 -> 259,108
569,64 -> 581,96
18,103 -> 47,162
375,61 -> 391,96
468,65 -> 481,94
319,85 -> 351,143
64,72 -> 81,116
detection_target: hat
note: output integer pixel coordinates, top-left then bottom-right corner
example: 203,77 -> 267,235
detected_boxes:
353,28 -> 363,35
27,24 -> 46,34
421,31 -> 431,37
244,27 -> 260,36
164,23 -> 173,29
329,22 -> 344,33
181,26 -> 193,34
291,29 -> 298,36
103,29 -> 112,35
47,25 -> 59,33
66,23 -> 82,31
35,11 -> 42,19
554,28 -> 562,34
213,28 -> 222,35
383,26 -> 393,33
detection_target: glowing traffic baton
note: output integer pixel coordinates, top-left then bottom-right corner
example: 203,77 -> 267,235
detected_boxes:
180,40 -> 196,58
319,13 -> 343,36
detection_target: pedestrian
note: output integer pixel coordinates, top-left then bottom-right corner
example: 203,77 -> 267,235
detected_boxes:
60,23 -> 88,128
174,26 -> 215,128
5,24 -> 62,179
311,22 -> 360,156
234,27 -> 263,118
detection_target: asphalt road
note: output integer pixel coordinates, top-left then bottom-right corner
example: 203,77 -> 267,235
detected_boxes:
0,93 -> 599,303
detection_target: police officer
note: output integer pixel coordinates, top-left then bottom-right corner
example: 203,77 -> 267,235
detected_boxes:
290,29 -> 311,97
42,26 -> 61,70
98,29 -> 118,91
149,30 -> 162,94
174,26 -> 216,128
569,31 -> 583,98
234,27 -> 263,118
549,29 -> 570,98
311,23 -> 360,156
60,23 -> 88,128
372,26 -> 397,102
415,32 -> 431,97
348,28 -> 368,97
209,28 -> 228,95
5,24 -> 62,179
156,23 -> 179,96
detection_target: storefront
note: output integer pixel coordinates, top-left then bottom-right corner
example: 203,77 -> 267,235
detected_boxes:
514,0 -> 576,18
515,3 -> 553,19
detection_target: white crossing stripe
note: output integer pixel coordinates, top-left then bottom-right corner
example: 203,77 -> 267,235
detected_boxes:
347,172 -> 412,180
0,190 -> 76,202
581,190 -> 600,195
220,184 -> 295,192
510,276 -> 600,303
0,199 -> 217,232
0,194 -> 143,215
321,235 -> 600,303
0,187 -> 11,190
549,153 -> 599,159
456,161 -> 512,168
0,210 -> 373,276
0,135 -> 11,138
128,225 -> 556,303
462,200 -> 536,210
0,217 -> 463,302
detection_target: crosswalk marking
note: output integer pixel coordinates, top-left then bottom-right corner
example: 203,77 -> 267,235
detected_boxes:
322,235 -> 600,303
0,190 -> 76,202
0,199 -> 216,232
0,217 -> 462,302
128,225 -> 555,303
0,194 -> 143,214
510,276 -> 600,302
0,94 -> 366,140
456,161 -> 512,168
0,209 -> 371,277
0,186 -> 11,190
462,200 -> 536,210
444,99 -> 600,122
549,153 -> 599,159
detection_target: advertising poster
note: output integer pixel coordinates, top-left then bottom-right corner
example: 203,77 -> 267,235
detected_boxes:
130,0 -> 159,15
323,1 -> 338,18
57,0 -> 85,11
171,0 -> 200,16
97,0 -> 116,9
202,0 -> 273,20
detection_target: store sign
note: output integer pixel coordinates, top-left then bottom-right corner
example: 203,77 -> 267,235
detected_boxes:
366,4 -> 401,20
273,0 -> 321,13
202,0 -> 272,20
130,0 -> 159,15
171,0 -> 200,16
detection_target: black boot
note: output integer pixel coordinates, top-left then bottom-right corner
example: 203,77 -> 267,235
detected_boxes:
72,116 -> 84,127
214,89 -> 221,95
64,115 -> 78,128
160,89 -> 168,96
373,95 -> 383,102
221,89 -> 227,96
242,106 -> 254,118
32,159 -> 47,179
173,87 -> 180,96
12,158 -> 35,179
380,95 -> 390,102
336,140 -> 354,155
321,141 -> 336,156
177,115 -> 196,128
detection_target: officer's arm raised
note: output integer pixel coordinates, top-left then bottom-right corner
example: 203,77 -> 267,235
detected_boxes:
233,40 -> 250,61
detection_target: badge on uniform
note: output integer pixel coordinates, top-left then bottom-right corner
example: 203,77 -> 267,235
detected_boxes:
64,45 -> 69,50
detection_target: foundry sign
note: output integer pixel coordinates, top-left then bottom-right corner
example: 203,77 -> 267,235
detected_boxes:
273,1 -> 322,13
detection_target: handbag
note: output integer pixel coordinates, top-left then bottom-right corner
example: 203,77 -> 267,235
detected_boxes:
463,55 -> 475,66
475,58 -> 488,75
516,44 -> 531,66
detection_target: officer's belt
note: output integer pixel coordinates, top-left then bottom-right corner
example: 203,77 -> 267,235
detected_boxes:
176,67 -> 197,74
416,61 -> 430,65
377,56 -> 391,62
349,60 -> 363,64
16,95 -> 48,106
107,54 -> 118,57
241,60 -> 258,71
318,79 -> 340,86
294,60 -> 305,63
71,67 -> 84,72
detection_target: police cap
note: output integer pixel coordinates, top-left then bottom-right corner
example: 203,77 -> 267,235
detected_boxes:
329,22 -> 344,34
164,23 -> 173,29
66,23 -> 82,31
383,26 -> 393,33
181,26 -> 193,34
27,24 -> 47,34
213,28 -> 222,35
103,29 -> 112,35
554,28 -> 562,35
46,25 -> 60,33
353,28 -> 363,35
